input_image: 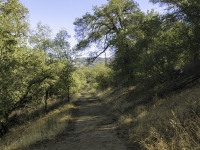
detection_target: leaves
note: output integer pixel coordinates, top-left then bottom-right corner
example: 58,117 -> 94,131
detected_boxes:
74,0 -> 141,61
73,0 -> 200,91
0,1 -> 74,136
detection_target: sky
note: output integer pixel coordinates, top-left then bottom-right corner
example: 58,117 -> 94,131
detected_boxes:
19,0 -> 164,55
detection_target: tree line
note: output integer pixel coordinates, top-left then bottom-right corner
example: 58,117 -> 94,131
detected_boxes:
74,0 -> 200,92
0,0 -> 74,136
1,0 -> 200,137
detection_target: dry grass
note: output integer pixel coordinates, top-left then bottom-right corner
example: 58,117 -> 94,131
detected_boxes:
70,92 -> 82,102
107,86 -> 200,150
0,103 -> 75,150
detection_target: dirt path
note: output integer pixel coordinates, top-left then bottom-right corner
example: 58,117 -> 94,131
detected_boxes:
28,93 -> 127,150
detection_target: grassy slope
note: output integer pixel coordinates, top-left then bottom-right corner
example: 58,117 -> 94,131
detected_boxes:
106,86 -> 200,150
0,101 -> 77,150
1,85 -> 199,150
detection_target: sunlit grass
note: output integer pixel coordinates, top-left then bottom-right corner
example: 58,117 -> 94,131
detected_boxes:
0,103 -> 75,150
108,86 -> 200,149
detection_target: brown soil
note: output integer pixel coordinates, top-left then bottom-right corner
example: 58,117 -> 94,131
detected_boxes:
27,93 -> 128,150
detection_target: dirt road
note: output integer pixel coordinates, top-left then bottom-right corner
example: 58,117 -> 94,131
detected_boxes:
28,93 -> 127,150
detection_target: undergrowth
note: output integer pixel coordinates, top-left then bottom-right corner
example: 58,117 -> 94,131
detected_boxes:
107,86 -> 200,150
0,100 -> 76,150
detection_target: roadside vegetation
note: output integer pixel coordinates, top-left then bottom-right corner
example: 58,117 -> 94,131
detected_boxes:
0,103 -> 74,150
106,86 -> 200,149
0,0 -> 74,139
73,0 -> 200,149
0,0 -> 200,149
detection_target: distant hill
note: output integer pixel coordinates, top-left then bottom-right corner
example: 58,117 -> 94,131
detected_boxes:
72,57 -> 111,68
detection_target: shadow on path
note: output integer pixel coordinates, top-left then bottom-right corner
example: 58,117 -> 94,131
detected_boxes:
28,93 -> 127,150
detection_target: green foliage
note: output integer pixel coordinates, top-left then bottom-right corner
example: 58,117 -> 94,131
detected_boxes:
1,0 -> 200,143
0,0 -> 74,136
74,0 -> 200,93
150,0 -> 200,64
93,63 -> 114,89
71,66 -> 87,92
0,0 -> 30,135
29,21 -> 53,52
53,29 -> 71,60
71,63 -> 114,93
74,0 -> 141,60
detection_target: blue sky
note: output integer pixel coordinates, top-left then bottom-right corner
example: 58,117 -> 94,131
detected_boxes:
19,0 -> 163,49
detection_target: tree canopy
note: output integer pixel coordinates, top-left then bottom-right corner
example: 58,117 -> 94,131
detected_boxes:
0,0 -> 74,136
1,0 -> 200,140
74,0 -> 142,60
74,0 -> 200,88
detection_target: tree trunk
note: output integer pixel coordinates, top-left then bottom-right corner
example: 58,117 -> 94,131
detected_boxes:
0,114 -> 9,137
0,123 -> 8,137
105,52 -> 107,66
67,86 -> 70,102
44,90 -> 48,114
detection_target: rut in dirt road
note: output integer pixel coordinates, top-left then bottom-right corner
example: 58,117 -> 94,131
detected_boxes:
29,93 -> 127,150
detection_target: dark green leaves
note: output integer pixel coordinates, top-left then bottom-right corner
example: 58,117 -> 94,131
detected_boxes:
74,0 -> 141,63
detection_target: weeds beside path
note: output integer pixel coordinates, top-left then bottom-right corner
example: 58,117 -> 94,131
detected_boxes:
28,93 -> 127,150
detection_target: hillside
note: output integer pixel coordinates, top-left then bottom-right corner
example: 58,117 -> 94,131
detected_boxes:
106,85 -> 200,149
0,83 -> 199,150
72,57 -> 112,68
1,0 -> 200,149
